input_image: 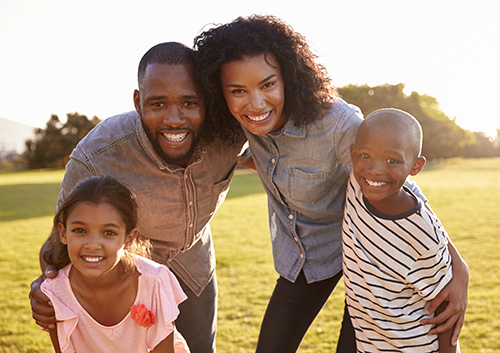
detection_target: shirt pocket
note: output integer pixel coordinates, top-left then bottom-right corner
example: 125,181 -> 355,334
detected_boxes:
288,168 -> 332,203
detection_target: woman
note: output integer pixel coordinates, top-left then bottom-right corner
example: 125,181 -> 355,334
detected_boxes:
194,15 -> 468,352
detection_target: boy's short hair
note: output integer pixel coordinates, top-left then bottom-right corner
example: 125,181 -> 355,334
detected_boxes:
362,108 -> 423,157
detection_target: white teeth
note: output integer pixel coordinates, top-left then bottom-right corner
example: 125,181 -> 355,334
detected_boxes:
163,132 -> 187,142
246,112 -> 270,122
83,256 -> 103,263
365,179 -> 387,187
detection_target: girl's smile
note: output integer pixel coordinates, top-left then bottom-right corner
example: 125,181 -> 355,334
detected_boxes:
220,53 -> 289,135
59,201 -> 136,283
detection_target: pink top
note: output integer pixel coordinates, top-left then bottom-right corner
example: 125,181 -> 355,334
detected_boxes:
41,256 -> 189,352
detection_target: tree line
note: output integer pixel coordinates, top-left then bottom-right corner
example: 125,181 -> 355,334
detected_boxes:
338,83 -> 500,159
23,113 -> 101,169
19,84 -> 500,169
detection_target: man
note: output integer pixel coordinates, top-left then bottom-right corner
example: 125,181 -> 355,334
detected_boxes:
29,42 -> 248,353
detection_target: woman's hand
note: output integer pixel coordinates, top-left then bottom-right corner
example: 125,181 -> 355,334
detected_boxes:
421,241 -> 469,346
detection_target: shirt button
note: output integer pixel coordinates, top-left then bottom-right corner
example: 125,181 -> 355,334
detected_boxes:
189,223 -> 193,228
189,201 -> 193,206
288,214 -> 294,220
271,158 -> 276,164
300,253 -> 304,258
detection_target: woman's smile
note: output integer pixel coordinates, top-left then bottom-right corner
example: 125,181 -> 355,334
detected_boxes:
220,53 -> 288,135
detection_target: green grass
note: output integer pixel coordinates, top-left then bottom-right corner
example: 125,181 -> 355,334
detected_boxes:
0,169 -> 62,352
0,158 -> 499,352
410,158 -> 500,353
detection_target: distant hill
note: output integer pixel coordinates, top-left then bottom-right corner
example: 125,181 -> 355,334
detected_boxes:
0,117 -> 36,154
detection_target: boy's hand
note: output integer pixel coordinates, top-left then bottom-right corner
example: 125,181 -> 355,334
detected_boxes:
29,268 -> 58,329
421,257 -> 469,346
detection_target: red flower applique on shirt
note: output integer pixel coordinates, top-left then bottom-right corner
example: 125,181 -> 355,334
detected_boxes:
131,304 -> 156,328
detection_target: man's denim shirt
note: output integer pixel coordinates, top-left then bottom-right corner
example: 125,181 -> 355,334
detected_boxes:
58,111 -> 247,296
244,98 -> 364,283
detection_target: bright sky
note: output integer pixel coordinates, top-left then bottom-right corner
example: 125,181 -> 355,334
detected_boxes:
1,0 -> 498,136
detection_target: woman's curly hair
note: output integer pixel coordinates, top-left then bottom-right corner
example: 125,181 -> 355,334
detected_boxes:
194,14 -> 337,130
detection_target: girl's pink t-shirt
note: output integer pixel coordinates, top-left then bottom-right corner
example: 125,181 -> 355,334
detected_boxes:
41,256 -> 189,352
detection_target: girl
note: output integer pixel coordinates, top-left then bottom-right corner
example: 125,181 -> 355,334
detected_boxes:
194,15 -> 469,352
41,176 -> 189,353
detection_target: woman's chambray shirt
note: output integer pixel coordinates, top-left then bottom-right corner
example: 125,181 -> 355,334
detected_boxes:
244,98 -> 363,283
58,111 -> 247,296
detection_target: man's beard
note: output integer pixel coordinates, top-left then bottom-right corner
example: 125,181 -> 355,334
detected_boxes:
141,120 -> 204,166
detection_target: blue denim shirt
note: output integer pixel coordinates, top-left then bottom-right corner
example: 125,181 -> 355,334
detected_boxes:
244,98 -> 364,283
58,111 -> 247,295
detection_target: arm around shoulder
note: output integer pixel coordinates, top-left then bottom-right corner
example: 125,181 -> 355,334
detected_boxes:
436,301 -> 458,353
238,155 -> 256,170
29,228 -> 60,330
423,238 -> 469,346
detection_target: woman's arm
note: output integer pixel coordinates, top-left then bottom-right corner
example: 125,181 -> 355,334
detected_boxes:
421,239 -> 469,346
436,301 -> 457,353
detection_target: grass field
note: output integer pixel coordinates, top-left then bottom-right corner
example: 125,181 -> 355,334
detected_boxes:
0,158 -> 499,352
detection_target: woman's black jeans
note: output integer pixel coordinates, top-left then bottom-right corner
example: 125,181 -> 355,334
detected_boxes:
255,270 -> 356,352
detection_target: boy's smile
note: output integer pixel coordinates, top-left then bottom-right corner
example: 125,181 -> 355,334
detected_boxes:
350,123 -> 425,215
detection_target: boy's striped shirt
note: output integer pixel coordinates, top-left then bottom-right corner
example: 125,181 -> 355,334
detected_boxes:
342,173 -> 452,352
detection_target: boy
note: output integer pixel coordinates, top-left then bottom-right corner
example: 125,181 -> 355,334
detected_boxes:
342,108 -> 459,352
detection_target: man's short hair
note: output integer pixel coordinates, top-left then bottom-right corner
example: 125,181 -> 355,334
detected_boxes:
137,42 -> 196,82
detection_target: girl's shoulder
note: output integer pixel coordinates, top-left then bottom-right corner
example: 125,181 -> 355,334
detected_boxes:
134,255 -> 167,276
135,256 -> 188,308
134,256 -> 184,293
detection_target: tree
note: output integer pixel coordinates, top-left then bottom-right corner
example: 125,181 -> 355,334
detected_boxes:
337,84 -> 499,159
24,113 -> 100,169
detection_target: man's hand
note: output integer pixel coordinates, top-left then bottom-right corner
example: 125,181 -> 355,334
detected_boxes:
29,268 -> 58,329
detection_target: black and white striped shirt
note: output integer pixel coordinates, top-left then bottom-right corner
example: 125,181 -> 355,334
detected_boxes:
342,173 -> 453,352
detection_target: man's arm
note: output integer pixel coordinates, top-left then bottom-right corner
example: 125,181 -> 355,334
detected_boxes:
238,155 -> 256,170
48,326 -> 61,353
237,144 -> 256,170
29,228 -> 59,329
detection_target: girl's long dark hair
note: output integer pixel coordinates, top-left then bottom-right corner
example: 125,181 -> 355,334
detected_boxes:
43,176 -> 151,271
